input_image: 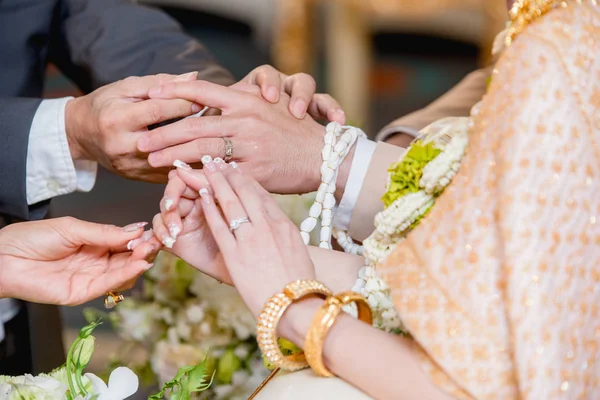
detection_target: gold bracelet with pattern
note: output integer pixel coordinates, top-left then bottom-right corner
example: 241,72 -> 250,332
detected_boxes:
304,291 -> 373,377
256,280 -> 332,371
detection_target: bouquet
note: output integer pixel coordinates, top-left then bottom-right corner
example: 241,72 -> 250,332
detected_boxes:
0,321 -> 213,400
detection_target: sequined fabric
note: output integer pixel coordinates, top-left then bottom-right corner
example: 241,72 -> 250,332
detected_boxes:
377,3 -> 600,399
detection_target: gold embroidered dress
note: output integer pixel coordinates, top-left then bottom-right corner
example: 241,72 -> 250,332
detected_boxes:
379,2 -> 600,399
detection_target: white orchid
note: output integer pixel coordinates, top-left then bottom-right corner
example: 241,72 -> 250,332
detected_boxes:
84,367 -> 138,400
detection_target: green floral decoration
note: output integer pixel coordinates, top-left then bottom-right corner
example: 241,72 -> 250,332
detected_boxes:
381,141 -> 441,208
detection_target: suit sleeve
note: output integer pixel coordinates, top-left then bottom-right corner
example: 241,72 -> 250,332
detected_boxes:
376,67 -> 492,142
51,0 -> 235,93
0,98 -> 49,221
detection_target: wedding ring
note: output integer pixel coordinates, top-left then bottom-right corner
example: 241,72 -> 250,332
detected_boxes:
222,137 -> 234,162
229,216 -> 250,232
104,291 -> 124,309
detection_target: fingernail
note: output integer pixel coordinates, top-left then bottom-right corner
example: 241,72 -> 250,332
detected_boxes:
213,158 -> 227,170
201,155 -> 213,165
148,86 -> 162,97
142,229 -> 154,241
191,103 -> 202,113
164,198 -> 174,211
144,262 -> 154,271
175,71 -> 198,82
162,236 -> 176,249
127,240 -> 134,250
173,159 -> 192,170
168,224 -> 181,240
123,222 -> 148,232
335,108 -> 345,115
199,188 -> 212,204
138,135 -> 150,151
267,87 -> 279,102
292,100 -> 307,119
230,161 -> 239,169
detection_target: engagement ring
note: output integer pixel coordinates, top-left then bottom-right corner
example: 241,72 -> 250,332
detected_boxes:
229,217 -> 250,232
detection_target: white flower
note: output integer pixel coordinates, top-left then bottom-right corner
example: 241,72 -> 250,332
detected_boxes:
151,341 -> 206,385
116,301 -> 162,343
0,373 -> 69,399
85,367 -> 138,400
185,303 -> 205,324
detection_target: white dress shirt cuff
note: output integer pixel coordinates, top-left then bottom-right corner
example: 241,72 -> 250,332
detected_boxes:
375,124 -> 421,143
26,98 -> 97,205
333,137 -> 376,230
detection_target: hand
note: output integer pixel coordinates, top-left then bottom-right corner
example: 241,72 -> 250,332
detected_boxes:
138,81 -> 330,194
65,72 -> 200,183
187,160 -> 316,316
0,217 -> 158,305
149,169 -> 232,284
240,65 -> 346,123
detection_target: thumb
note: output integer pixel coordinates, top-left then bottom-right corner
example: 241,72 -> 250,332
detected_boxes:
61,219 -> 148,249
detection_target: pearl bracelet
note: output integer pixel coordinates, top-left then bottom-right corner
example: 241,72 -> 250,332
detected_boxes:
299,122 -> 366,249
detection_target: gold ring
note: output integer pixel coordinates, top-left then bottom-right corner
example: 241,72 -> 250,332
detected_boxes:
222,137 -> 234,162
104,291 -> 124,309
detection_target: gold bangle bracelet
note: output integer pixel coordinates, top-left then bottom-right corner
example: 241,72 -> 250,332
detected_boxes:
256,280 -> 332,371
305,291 -> 373,377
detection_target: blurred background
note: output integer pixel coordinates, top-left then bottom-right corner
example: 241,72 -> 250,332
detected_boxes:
44,0 -> 506,396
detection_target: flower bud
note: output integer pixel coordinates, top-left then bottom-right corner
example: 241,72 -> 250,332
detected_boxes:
78,320 -> 102,339
73,336 -> 95,370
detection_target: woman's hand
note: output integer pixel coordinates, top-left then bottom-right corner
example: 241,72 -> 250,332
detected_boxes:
177,159 -> 317,316
240,65 -> 346,123
0,217 -> 158,306
151,169 -> 232,284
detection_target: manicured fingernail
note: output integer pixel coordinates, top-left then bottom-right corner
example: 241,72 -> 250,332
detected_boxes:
127,240 -> 134,250
213,158 -> 227,170
204,161 -> 217,173
123,222 -> 148,232
142,229 -> 154,241
148,86 -> 162,97
162,236 -> 176,249
292,100 -> 307,119
168,224 -> 181,240
335,108 -> 345,115
267,87 -> 279,102
138,135 -> 150,151
230,161 -> 239,169
175,71 -> 198,81
201,155 -> 213,165
164,198 -> 174,211
199,188 -> 212,204
173,159 -> 192,170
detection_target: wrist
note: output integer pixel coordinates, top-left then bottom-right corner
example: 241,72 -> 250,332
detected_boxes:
304,123 -> 327,193
334,144 -> 355,201
278,297 -> 324,347
65,97 -> 89,161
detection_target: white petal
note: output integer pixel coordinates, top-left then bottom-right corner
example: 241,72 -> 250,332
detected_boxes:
107,367 -> 139,399
84,373 -> 109,395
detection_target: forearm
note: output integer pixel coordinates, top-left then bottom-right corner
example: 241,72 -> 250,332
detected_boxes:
309,246 -> 363,293
280,299 -> 454,400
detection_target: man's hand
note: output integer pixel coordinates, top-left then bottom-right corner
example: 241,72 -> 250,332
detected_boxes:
240,65 -> 346,124
138,81 -> 327,195
65,72 -> 200,183
0,217 -> 159,305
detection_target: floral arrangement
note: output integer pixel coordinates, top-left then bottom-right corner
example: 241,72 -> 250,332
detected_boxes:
94,194 -> 317,400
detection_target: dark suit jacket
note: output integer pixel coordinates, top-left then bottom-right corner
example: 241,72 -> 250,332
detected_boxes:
0,0 -> 234,373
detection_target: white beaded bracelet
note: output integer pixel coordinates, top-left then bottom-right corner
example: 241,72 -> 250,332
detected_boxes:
299,122 -> 366,249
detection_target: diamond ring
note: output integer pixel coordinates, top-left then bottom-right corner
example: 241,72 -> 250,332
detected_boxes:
223,137 -> 234,162
104,291 -> 124,309
229,217 -> 250,232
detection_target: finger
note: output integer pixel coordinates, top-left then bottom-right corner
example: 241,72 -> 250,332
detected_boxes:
202,159 -> 252,237
307,94 -> 346,124
126,99 -> 201,128
61,218 -> 148,249
173,167 -> 215,194
283,73 -> 317,119
250,65 -> 283,103
197,184 -> 238,256
152,213 -> 177,249
126,229 -> 155,251
221,163 -> 269,228
148,138 -> 243,168
137,115 -> 240,153
132,237 -> 162,263
248,177 -> 292,223
148,80 -> 255,112
163,197 -> 197,244
120,72 -> 198,98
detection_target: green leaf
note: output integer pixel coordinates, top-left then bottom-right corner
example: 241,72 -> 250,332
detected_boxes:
149,355 -> 214,399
